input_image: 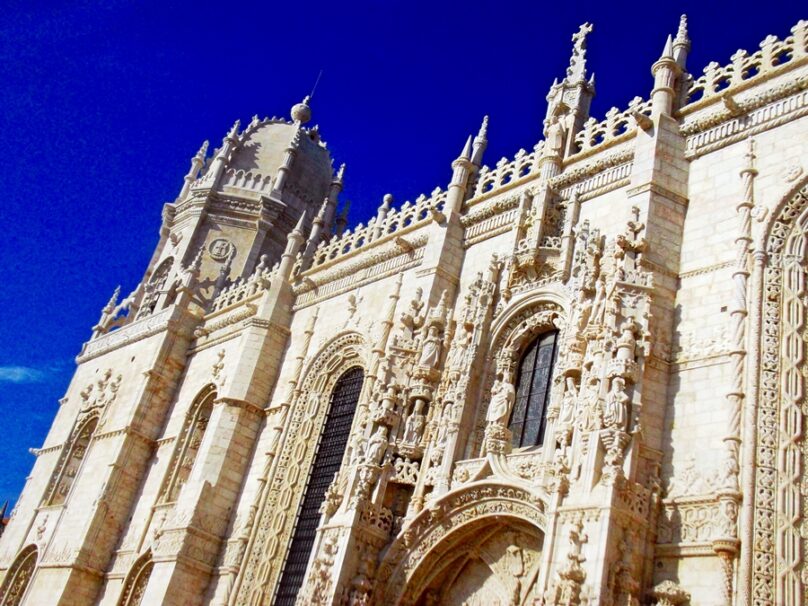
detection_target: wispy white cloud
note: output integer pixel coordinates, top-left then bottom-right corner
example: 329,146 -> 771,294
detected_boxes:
0,366 -> 47,383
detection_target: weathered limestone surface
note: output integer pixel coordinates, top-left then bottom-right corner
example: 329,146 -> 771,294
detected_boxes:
1,17 -> 808,606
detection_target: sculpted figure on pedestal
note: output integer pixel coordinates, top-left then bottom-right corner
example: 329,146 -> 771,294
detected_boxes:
403,399 -> 426,445
603,377 -> 629,431
365,426 -> 389,465
418,325 -> 442,369
487,372 -> 516,425
558,376 -> 578,427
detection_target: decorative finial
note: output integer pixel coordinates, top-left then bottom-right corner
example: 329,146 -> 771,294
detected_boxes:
291,96 -> 312,124
196,140 -> 209,159
334,162 -> 346,185
676,14 -> 689,45
477,115 -> 489,140
227,120 -> 240,139
381,194 -> 393,211
566,22 -> 593,82
103,286 -> 121,314
317,197 -> 329,220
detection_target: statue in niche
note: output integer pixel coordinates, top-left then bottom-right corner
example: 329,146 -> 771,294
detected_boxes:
365,426 -> 388,465
558,376 -> 578,427
577,376 -> 600,431
487,372 -> 516,425
603,377 -> 630,431
418,325 -> 442,368
403,399 -> 426,445
349,428 -> 368,465
447,326 -> 471,370
543,110 -> 567,158
616,320 -> 638,361
437,400 -> 457,445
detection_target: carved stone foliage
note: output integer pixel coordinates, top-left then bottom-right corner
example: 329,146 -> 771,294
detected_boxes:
0,545 -> 37,606
234,332 -> 367,605
373,482 -> 546,605
753,182 -> 808,605
117,551 -> 153,606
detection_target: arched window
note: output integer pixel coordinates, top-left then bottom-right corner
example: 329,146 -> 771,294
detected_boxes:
275,366 -> 364,605
509,331 -> 559,448
47,416 -> 98,506
161,386 -> 216,503
136,257 -> 173,319
117,551 -> 153,606
0,545 -> 37,606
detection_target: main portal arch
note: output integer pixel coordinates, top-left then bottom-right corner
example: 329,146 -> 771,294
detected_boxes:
373,481 -> 547,606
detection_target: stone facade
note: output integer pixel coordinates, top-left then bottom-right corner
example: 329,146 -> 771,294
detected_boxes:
1,16 -> 807,606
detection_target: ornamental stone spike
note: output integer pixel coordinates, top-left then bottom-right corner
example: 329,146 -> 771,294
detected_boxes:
471,116 -> 489,167
673,14 -> 691,68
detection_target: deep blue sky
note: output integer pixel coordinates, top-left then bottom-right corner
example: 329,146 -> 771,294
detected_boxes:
0,1 -> 804,507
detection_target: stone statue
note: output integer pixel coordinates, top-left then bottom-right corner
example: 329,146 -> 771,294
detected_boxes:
403,399 -> 426,445
447,326 -> 471,370
603,377 -> 630,431
487,373 -> 516,425
418,325 -> 442,368
365,426 -> 388,465
558,376 -> 578,426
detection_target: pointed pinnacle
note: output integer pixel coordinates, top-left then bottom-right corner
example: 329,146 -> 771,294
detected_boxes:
477,115 -> 489,140
661,34 -> 674,60
334,162 -> 346,184
227,120 -> 241,138
104,285 -> 121,313
676,14 -> 689,44
197,140 -> 209,158
459,135 -> 473,160
317,197 -> 329,220
292,210 -> 308,237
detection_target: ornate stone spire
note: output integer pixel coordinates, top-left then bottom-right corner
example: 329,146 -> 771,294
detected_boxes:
471,115 -> 489,166
673,14 -> 691,68
566,22 -> 593,83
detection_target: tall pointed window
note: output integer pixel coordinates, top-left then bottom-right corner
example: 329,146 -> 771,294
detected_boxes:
161,386 -> 215,503
47,417 -> 98,506
117,551 -> 153,606
509,331 -> 559,448
275,366 -> 364,605
0,545 -> 37,606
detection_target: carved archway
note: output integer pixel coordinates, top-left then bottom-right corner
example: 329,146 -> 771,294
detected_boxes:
0,545 -> 37,606
234,331 -> 368,605
751,180 -> 808,604
373,481 -> 547,606
471,291 -> 568,455
117,550 -> 153,606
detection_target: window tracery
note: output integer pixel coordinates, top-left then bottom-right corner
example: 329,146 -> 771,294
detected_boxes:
136,257 -> 174,319
0,545 -> 37,606
509,330 -> 559,448
160,385 -> 216,503
275,366 -> 364,605
47,416 -> 98,506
